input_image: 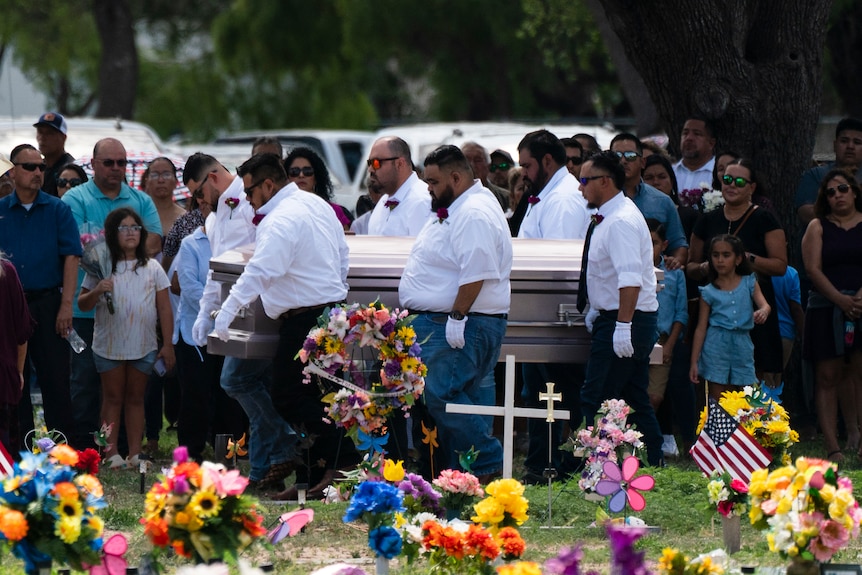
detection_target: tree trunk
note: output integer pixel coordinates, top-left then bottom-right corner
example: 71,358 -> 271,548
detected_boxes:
595,0 -> 831,238
93,0 -> 137,119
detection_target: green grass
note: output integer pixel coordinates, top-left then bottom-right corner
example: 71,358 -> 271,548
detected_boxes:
3,432 -> 862,574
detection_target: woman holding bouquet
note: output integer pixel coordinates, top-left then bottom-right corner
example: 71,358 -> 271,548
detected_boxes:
78,208 -> 174,468
802,169 -> 862,462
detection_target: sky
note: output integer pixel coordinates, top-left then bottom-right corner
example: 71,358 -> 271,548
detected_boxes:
0,51 -> 48,117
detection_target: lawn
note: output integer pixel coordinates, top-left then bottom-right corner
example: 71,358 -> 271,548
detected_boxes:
3,431 -> 862,575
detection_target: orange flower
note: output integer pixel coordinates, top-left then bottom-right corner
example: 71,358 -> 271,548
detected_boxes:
141,517 -> 170,546
497,527 -> 526,559
174,462 -> 201,485
0,508 -> 28,541
50,444 -> 79,467
52,481 -> 80,501
75,474 -> 104,498
172,539 -> 192,558
242,512 -> 267,538
466,524 -> 499,560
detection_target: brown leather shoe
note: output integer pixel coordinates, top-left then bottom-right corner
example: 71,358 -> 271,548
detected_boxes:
257,460 -> 296,491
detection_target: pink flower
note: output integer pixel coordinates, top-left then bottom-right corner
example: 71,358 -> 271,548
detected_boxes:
730,479 -> 748,494
760,499 -> 778,515
717,500 -> 734,517
818,519 -> 850,552
527,195 -> 540,205
436,208 -> 448,223
205,466 -> 249,497
173,446 -> 189,463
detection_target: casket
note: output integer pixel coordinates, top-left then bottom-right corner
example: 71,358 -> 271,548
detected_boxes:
206,236 -> 661,363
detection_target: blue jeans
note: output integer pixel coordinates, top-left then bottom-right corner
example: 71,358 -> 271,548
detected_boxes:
220,356 -> 296,481
581,310 -> 663,466
415,314 -> 505,475
69,317 -> 101,448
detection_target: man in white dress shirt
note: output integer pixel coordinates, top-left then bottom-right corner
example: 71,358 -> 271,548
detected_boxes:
185,153 -> 296,491
366,136 -> 432,236
212,153 -> 356,499
399,145 -> 512,480
672,117 -> 716,196
578,151 -> 663,467
516,129 -> 590,483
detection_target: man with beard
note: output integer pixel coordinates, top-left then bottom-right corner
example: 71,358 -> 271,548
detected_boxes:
515,129 -> 590,484
399,145 -> 512,480
366,136 -> 431,236
672,117 -> 716,197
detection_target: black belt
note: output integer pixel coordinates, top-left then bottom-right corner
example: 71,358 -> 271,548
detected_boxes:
280,301 -> 343,320
414,310 -> 508,319
24,287 -> 60,302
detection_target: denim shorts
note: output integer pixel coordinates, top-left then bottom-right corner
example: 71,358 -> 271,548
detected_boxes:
93,350 -> 158,375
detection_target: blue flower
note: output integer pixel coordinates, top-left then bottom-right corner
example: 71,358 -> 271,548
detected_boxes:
368,526 -> 402,559
343,481 -> 404,523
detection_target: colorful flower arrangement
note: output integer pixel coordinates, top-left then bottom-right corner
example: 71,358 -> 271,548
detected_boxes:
657,548 -> 725,574
706,471 -> 748,518
566,399 -> 643,492
678,182 -> 725,213
748,457 -> 862,562
418,519 -> 506,574
433,470 -> 484,519
343,480 -> 406,560
0,445 -> 106,574
140,447 -> 267,565
697,385 -> 799,466
471,478 -> 529,533
298,302 -> 427,444
398,472 -> 444,518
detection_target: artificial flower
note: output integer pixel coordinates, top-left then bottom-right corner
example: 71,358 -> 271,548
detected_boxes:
383,459 -> 405,483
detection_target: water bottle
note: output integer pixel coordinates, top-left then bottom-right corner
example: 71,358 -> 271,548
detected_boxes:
67,328 -> 87,354
846,318 -> 855,347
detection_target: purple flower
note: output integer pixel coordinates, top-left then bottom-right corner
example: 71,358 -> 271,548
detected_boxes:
607,524 -> 649,575
35,438 -> 56,452
384,361 -> 401,377
173,476 -> 190,495
303,337 -> 318,352
398,473 -> 443,516
380,319 -> 396,337
545,544 -> 584,575
409,343 -> 422,356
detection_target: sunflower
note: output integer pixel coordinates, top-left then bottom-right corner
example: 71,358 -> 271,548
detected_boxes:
189,489 -> 222,519
55,515 -> 82,544
56,494 -> 84,520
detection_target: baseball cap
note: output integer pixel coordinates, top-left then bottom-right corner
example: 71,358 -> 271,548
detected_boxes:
0,153 -> 12,175
34,112 -> 68,135
490,149 -> 514,165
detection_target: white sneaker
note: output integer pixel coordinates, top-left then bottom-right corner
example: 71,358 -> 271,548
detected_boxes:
126,454 -> 151,471
103,454 -> 128,469
661,435 -> 680,457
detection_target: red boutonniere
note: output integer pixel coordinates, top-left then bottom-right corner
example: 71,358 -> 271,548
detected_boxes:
225,197 -> 239,219
436,208 -> 449,224
591,214 -> 604,225
527,195 -> 540,205
252,213 -> 265,226
384,199 -> 400,210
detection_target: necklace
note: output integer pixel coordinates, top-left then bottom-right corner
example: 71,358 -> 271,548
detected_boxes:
725,204 -> 751,234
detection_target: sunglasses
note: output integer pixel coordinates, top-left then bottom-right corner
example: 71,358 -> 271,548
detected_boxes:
367,157 -> 398,170
244,178 -> 268,197
57,177 -> 83,188
613,150 -> 641,162
98,158 -> 128,168
567,156 -> 584,165
489,162 -> 511,172
15,162 -> 47,172
826,183 -> 851,197
117,225 -> 142,233
578,175 -> 608,185
288,166 -> 315,178
722,174 -> 752,188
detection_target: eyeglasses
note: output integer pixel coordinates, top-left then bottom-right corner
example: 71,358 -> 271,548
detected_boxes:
244,178 -> 268,197
57,177 -> 83,188
118,225 -> 142,233
288,166 -> 315,178
150,171 -> 175,181
578,175 -> 608,185
826,183 -> 851,197
613,150 -> 641,162
190,171 -> 213,199
367,157 -> 398,170
722,174 -> 752,188
489,162 -> 511,172
98,158 -> 128,168
15,162 -> 47,172
567,156 -> 584,165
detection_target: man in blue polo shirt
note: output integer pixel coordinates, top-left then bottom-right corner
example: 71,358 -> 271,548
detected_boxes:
61,138 -> 161,447
0,144 -> 82,449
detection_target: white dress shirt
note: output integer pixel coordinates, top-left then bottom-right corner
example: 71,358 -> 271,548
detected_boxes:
673,156 -> 716,196
517,166 -> 591,239
220,183 -> 349,320
586,192 -> 658,313
399,181 -> 512,315
197,177 -> 258,318
367,172 -> 433,236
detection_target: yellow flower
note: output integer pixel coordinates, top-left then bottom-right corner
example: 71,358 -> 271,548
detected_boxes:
383,459 -> 405,482
696,407 -> 707,434
748,468 -> 768,497
396,326 -> 416,346
55,516 -> 81,544
473,497 -> 505,525
819,484 -> 836,504
190,489 -> 222,519
87,515 -> 104,538
50,444 -> 79,467
56,495 -> 83,520
775,497 -> 792,515
401,357 -> 420,373
497,561 -> 543,575
657,548 -> 682,573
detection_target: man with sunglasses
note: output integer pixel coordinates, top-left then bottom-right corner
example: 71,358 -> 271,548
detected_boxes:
610,133 -> 688,270
562,137 -> 584,179
0,143 -> 82,449
489,149 -> 515,188
33,112 -> 75,198
366,136 -> 432,236
61,137 -> 162,448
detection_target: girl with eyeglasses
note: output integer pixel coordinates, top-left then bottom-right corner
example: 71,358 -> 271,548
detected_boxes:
56,163 -> 88,198
801,169 -> 862,462
77,207 -> 174,469
284,147 -> 353,231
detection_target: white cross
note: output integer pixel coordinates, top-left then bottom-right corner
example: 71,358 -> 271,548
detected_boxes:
539,382 -> 563,423
445,355 -> 570,479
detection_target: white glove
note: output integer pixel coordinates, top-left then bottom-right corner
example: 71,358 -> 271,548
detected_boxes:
213,309 -> 235,342
584,305 -> 599,334
445,315 -> 467,349
192,315 -> 213,347
613,321 -> 634,358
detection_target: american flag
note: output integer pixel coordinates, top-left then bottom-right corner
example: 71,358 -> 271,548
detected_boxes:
690,398 -> 772,482
0,439 -> 14,477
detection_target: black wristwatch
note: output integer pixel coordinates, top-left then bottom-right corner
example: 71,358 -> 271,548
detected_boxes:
449,310 -> 465,320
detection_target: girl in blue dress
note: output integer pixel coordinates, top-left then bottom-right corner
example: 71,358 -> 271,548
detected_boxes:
689,234 -> 771,399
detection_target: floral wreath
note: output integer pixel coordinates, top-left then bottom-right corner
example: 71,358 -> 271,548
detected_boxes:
297,301 -> 427,443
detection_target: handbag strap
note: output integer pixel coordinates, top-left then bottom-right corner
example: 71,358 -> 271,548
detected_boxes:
730,204 -> 757,237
